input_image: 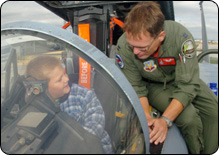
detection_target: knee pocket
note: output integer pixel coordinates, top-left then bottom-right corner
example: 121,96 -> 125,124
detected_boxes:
175,106 -> 202,129
176,114 -> 200,128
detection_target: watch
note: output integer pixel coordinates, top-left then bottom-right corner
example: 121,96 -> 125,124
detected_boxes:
161,116 -> 172,127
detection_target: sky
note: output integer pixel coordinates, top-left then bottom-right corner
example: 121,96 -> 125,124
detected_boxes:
1,1 -> 218,41
173,1 -> 218,41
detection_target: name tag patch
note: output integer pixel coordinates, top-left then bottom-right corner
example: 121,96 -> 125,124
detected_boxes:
158,57 -> 176,66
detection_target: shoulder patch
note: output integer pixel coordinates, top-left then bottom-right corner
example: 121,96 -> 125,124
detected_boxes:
115,53 -> 124,69
181,39 -> 195,58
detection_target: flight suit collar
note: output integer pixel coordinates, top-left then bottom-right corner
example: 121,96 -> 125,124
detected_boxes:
152,43 -> 162,58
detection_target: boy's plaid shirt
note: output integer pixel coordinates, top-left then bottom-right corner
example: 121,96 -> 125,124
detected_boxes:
59,83 -> 113,154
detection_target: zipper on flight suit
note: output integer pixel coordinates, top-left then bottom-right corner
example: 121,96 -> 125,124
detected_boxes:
155,45 -> 167,90
150,43 -> 167,90
154,58 -> 167,90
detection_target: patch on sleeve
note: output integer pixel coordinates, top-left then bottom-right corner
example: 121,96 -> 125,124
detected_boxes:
115,52 -> 124,69
181,39 -> 195,58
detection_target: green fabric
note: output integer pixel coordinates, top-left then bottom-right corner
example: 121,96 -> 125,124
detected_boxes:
146,81 -> 218,154
116,20 -> 201,108
115,20 -> 218,154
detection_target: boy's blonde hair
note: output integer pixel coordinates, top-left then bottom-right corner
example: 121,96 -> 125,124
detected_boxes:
25,55 -> 61,81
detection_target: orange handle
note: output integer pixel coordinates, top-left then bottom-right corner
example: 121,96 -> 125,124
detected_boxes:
110,17 -> 124,28
62,21 -> 71,29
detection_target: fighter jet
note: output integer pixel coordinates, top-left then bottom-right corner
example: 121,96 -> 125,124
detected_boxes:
1,1 -> 217,154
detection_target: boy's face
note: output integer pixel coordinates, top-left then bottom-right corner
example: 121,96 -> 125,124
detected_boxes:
48,65 -> 70,100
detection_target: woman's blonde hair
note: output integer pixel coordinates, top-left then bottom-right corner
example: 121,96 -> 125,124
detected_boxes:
25,55 -> 61,81
122,1 -> 165,39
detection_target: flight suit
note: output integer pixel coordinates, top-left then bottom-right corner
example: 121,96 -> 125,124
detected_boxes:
115,20 -> 218,154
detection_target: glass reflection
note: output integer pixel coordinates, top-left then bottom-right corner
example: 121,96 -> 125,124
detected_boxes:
1,31 -> 145,154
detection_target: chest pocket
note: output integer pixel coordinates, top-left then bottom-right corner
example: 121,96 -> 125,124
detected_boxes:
158,63 -> 176,74
137,59 -> 165,82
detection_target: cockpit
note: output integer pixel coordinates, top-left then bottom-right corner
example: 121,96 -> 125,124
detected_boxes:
1,21 -> 148,154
